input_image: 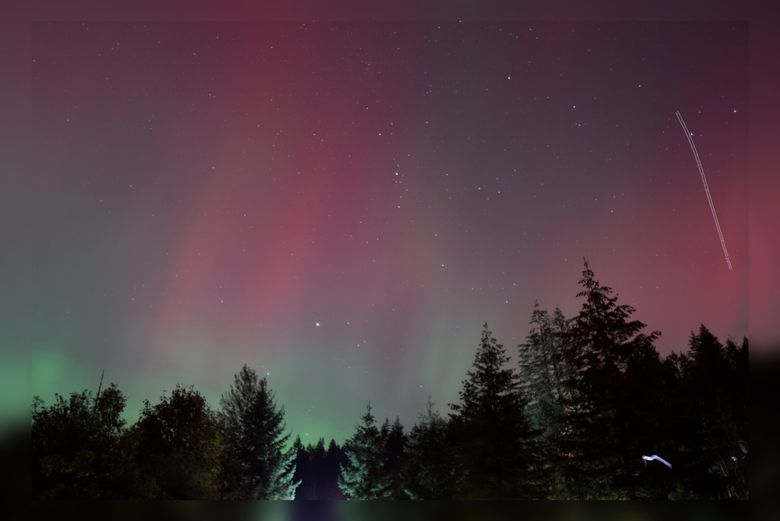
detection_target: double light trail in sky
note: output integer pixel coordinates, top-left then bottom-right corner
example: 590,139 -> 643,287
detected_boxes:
675,110 -> 733,271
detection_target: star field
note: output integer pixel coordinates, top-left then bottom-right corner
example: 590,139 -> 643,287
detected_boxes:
30,21 -> 747,442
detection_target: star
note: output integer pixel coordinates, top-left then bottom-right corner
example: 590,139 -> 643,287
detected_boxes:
315,322 -> 321,327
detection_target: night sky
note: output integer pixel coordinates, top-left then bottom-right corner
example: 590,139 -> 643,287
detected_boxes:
30,21 -> 748,442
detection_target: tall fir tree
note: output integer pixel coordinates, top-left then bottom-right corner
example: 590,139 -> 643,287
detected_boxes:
517,303 -> 570,497
325,439 -> 348,499
338,403 -> 390,499
557,260 -> 660,499
219,365 -> 299,499
381,417 -> 408,499
402,398 -> 454,499
677,326 -> 747,498
449,324 -> 536,498
517,303 -> 569,435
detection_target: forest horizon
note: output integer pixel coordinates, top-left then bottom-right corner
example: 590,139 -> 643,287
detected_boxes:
30,257 -> 747,446
32,262 -> 748,500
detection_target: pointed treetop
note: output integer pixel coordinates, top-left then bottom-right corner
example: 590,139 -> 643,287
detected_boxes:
361,402 -> 375,426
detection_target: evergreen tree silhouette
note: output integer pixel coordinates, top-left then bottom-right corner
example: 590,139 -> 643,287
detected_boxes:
219,365 -> 299,499
402,398 -> 454,499
291,436 -> 313,499
338,403 -> 390,499
517,303 -> 570,497
675,326 -> 748,498
449,324 -> 535,498
381,417 -> 408,499
557,260 -> 660,499
325,439 -> 348,499
308,438 -> 329,499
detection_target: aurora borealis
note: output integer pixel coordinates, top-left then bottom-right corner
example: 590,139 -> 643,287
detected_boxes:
28,20 -> 750,442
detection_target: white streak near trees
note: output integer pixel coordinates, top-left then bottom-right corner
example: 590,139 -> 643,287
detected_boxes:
675,110 -> 733,271
642,454 -> 673,469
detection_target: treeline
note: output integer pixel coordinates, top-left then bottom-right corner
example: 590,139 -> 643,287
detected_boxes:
31,261 -> 748,499
32,365 -> 298,499
291,438 -> 347,500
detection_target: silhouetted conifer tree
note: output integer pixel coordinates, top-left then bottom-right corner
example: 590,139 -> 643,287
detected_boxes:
324,439 -> 348,499
449,324 -> 536,498
517,303 -> 570,497
381,417 -> 408,499
672,327 -> 748,498
338,403 -> 390,499
403,398 -> 454,499
557,260 -> 660,499
219,365 -> 299,499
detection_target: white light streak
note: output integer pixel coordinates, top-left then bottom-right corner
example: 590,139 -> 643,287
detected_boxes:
642,454 -> 672,469
675,110 -> 733,271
